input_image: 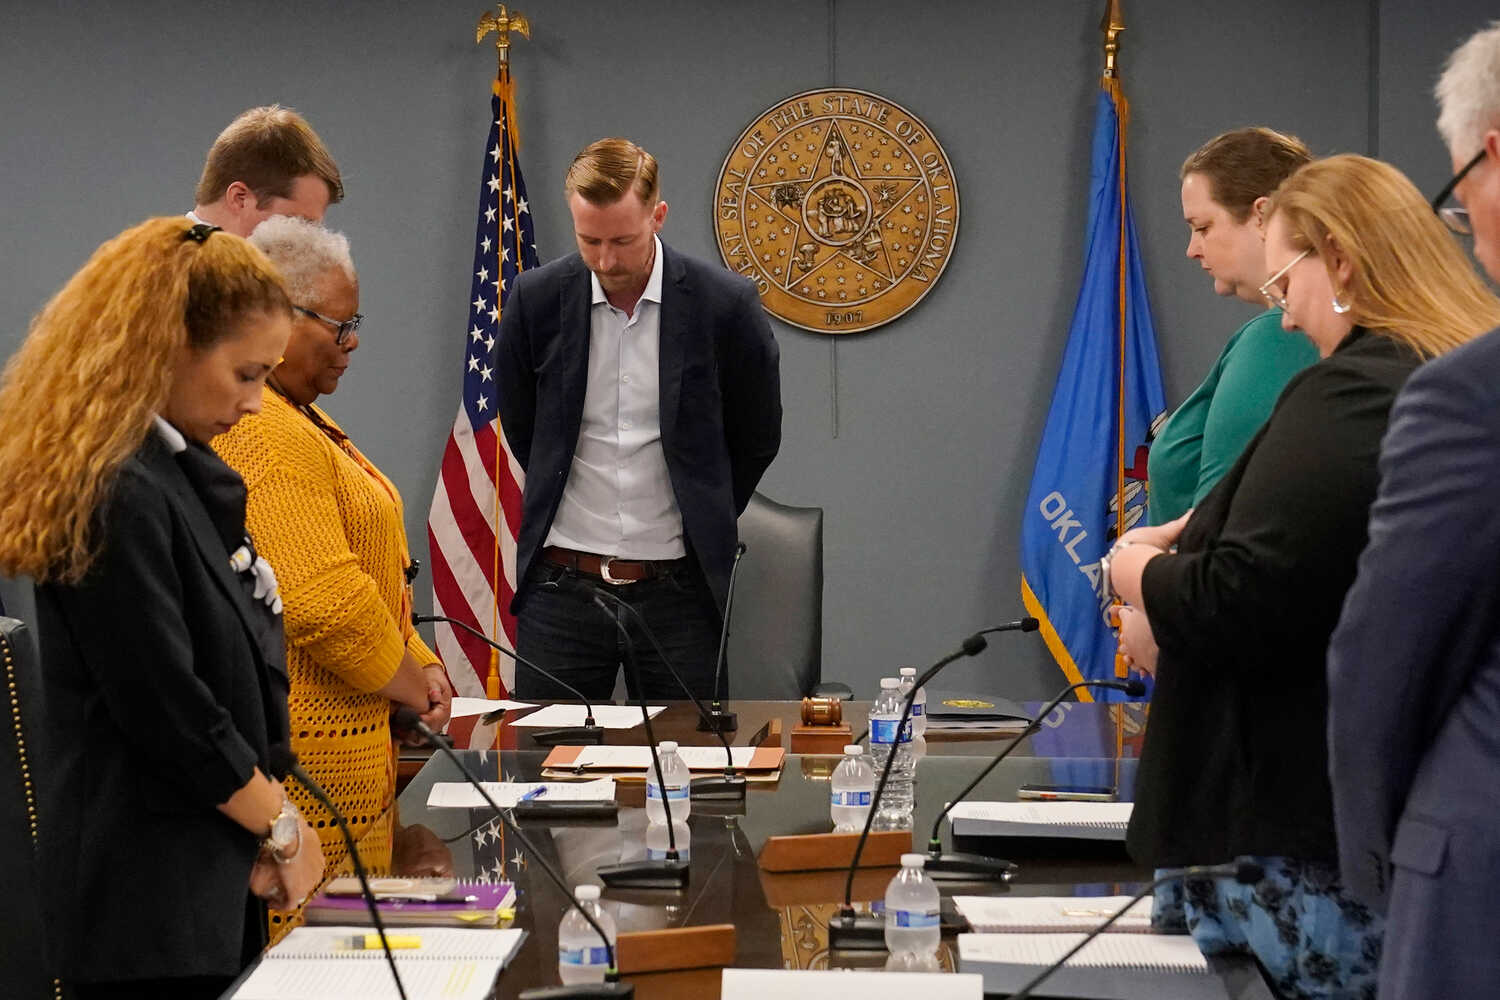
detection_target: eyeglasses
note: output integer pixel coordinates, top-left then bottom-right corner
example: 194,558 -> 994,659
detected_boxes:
1258,248 -> 1312,312
294,305 -> 363,345
1430,147 -> 1486,236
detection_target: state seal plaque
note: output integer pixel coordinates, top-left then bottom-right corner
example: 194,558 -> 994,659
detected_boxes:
714,88 -> 959,335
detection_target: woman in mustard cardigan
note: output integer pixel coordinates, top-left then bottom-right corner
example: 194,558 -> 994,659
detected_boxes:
215,216 -> 453,936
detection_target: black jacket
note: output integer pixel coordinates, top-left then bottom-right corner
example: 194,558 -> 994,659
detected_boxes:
34,433 -> 289,982
495,242 -> 782,615
1128,328 -> 1420,867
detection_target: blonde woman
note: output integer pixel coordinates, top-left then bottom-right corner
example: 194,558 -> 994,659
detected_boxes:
0,218 -> 325,998
1107,155 -> 1500,999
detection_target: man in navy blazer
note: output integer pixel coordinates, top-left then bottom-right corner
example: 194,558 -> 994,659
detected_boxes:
1327,22 -> 1500,998
496,138 -> 781,700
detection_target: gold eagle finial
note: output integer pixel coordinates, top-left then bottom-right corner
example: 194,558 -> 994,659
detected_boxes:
477,5 -> 531,71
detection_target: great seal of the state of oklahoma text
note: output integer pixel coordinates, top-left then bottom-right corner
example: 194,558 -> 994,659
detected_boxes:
714,88 -> 959,335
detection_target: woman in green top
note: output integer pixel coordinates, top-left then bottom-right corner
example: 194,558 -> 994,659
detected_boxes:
1148,128 -> 1320,525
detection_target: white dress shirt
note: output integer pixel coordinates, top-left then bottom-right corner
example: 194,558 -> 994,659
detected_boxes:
545,236 -> 687,559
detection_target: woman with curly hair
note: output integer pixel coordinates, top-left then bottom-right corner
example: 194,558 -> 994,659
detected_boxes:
0,217 -> 325,998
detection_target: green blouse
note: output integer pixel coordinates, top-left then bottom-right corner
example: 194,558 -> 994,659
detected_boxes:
1147,309 -> 1319,525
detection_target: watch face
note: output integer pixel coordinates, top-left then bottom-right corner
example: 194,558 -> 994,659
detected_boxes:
271,812 -> 299,852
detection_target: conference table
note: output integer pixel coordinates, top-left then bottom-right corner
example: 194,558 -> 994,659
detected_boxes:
222,700 -> 1273,998
375,700 -> 1273,999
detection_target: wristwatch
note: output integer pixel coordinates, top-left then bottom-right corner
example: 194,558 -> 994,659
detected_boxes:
263,794 -> 303,863
1099,539 -> 1160,605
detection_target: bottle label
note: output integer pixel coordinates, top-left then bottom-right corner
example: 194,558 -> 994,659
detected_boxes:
869,717 -> 913,744
893,908 -> 940,929
560,945 -> 610,966
912,703 -> 924,718
647,783 -> 690,801
831,790 -> 872,807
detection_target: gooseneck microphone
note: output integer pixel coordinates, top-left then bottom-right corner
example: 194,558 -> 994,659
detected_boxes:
828,632 -> 989,951
390,707 -> 634,999
1006,859 -> 1264,999
702,542 -> 748,734
268,746 -> 409,1000
413,612 -> 605,746
924,675 -> 1146,881
588,585 -> 745,801
978,618 -> 1042,638
587,595 -> 690,890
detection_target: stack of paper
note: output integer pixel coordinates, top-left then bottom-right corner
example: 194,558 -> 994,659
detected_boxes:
948,800 -> 1133,841
957,932 -> 1221,999
952,894 -> 1153,933
425,777 -> 616,809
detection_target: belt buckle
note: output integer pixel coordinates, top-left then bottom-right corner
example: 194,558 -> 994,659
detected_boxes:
599,556 -> 630,585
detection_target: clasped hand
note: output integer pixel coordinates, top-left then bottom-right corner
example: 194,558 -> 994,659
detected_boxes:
248,816 -> 325,911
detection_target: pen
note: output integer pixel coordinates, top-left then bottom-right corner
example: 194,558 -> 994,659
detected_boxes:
520,785 -> 549,801
340,933 -> 422,950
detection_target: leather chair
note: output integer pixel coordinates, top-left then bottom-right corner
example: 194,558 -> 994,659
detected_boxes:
1,616 -> 56,997
728,493 -> 849,699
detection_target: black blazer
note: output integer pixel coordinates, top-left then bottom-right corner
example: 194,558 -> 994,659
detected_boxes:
495,242 -> 782,614
33,433 -> 289,982
1128,328 -> 1420,868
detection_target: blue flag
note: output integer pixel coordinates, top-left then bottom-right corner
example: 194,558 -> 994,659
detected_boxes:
1020,86 -> 1165,703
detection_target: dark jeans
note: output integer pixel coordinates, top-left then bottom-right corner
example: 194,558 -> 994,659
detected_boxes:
516,562 -> 724,702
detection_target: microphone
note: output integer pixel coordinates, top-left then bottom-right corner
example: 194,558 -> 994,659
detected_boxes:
977,617 -> 1040,637
587,585 -> 745,802
828,632 -> 990,951
1006,859 -> 1264,999
586,595 -> 690,890
389,707 -> 635,999
701,542 -> 748,734
413,612 -> 605,746
923,676 -> 1147,882
268,745 -> 409,1000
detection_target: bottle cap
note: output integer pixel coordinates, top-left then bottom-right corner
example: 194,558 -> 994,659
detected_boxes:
575,884 -> 601,901
660,740 -> 678,752
899,667 -> 916,677
880,677 -> 900,688
900,853 -> 927,868
843,744 -> 863,756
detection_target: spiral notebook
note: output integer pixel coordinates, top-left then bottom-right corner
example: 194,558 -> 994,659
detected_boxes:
948,801 -> 1133,841
232,925 -> 525,1000
957,932 -> 1222,999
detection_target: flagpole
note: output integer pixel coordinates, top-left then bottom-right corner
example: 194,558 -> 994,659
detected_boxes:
1103,0 -> 1130,748
476,5 -> 531,703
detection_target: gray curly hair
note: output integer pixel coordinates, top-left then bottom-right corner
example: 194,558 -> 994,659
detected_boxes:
247,215 -> 355,306
1437,20 -> 1500,159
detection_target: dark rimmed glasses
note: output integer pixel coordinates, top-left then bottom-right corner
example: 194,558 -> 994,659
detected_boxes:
294,305 -> 364,345
1431,148 -> 1486,236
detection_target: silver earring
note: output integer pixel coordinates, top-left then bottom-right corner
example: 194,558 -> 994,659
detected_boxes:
1332,292 -> 1352,315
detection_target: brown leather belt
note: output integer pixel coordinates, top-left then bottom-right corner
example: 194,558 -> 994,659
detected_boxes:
541,546 -> 686,585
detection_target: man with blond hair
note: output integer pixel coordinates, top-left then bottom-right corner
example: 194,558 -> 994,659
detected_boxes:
189,105 -> 343,237
1327,19 -> 1500,998
496,137 -> 781,701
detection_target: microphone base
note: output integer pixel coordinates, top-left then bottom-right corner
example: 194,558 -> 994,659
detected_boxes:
923,850 -> 1018,881
689,772 -> 746,801
827,912 -> 888,951
519,983 -> 635,999
530,725 -> 607,747
597,858 -> 690,890
696,709 -> 737,733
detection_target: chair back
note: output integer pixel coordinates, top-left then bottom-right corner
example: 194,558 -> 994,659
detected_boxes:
727,494 -> 824,699
1,616 -> 54,997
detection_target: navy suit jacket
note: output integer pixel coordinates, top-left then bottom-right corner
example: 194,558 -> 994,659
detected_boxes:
1327,325 -> 1500,994
34,435 -> 289,982
495,242 -> 781,615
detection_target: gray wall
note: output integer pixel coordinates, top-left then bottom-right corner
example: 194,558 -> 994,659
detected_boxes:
2,1 -> 1493,699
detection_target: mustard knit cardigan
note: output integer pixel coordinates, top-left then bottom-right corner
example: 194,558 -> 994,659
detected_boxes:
215,388 -> 440,925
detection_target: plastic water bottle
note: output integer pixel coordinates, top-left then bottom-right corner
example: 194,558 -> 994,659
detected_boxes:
898,666 -> 927,737
645,740 -> 692,825
558,884 -> 616,984
830,744 -> 875,832
884,854 -> 941,960
868,677 -> 915,830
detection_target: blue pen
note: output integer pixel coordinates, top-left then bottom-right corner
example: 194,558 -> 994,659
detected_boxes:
520,785 -> 549,802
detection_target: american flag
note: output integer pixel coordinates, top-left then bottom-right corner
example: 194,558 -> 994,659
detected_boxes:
427,69 -> 538,698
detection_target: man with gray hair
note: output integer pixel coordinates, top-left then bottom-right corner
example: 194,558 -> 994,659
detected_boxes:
1326,20 -> 1500,998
